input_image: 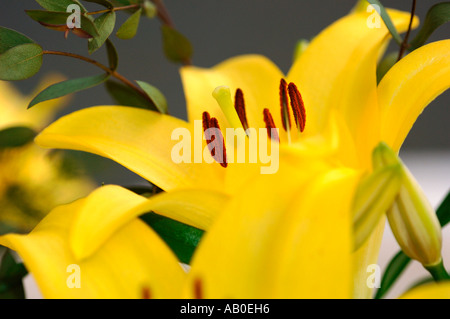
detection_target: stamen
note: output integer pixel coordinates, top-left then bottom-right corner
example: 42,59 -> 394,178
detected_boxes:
287,82 -> 306,132
202,111 -> 228,168
142,286 -> 152,299
234,88 -> 249,131
279,79 -> 292,132
194,277 -> 204,299
263,108 -> 280,142
212,86 -> 243,130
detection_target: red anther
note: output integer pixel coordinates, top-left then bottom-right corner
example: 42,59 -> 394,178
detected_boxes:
263,108 -> 280,142
279,78 -> 291,132
202,112 -> 228,168
287,82 -> 306,132
142,286 -> 152,299
234,88 -> 249,131
194,278 -> 204,299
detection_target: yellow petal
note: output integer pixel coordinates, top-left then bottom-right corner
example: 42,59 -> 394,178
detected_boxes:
70,185 -> 230,260
35,106 -> 224,191
180,55 -> 285,134
287,9 -> 416,146
0,73 -> 69,130
0,196 -> 185,298
399,282 -> 450,299
186,157 -> 356,298
379,40 -> 450,151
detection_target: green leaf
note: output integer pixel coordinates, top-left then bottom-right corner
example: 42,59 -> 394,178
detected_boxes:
36,0 -> 87,13
0,27 -> 35,54
374,251 -> 411,299
105,80 -> 157,110
28,73 -> 110,109
0,250 -> 28,299
0,126 -> 37,149
161,25 -> 193,64
376,51 -> 398,84
436,191 -> 450,227
105,39 -> 118,71
136,80 -> 168,114
140,213 -> 204,264
0,43 -> 43,81
26,10 -> 99,37
116,8 -> 142,39
88,11 -> 116,54
409,2 -> 450,51
375,190 -> 450,299
366,0 -> 403,45
82,0 -> 113,9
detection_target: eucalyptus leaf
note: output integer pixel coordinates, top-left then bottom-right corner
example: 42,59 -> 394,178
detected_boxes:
140,212 -> 204,264
28,73 -> 110,108
161,25 -> 193,64
0,126 -> 37,149
88,11 -> 116,54
26,10 -> 99,37
366,0 -> 403,45
105,80 -> 157,110
36,0 -> 87,13
409,2 -> 450,51
105,39 -> 118,71
116,8 -> 142,39
136,80 -> 168,114
0,43 -> 43,81
0,27 -> 35,54
375,191 -> 450,299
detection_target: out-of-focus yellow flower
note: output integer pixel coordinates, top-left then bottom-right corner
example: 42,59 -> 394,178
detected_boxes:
0,76 -> 95,233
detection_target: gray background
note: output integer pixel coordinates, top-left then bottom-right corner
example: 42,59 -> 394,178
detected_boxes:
1,0 -> 449,185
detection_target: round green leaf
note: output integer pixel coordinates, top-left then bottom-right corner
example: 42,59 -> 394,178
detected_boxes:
116,8 -> 142,40
0,43 -> 43,81
0,27 -> 35,54
161,25 -> 193,64
136,80 -> 168,114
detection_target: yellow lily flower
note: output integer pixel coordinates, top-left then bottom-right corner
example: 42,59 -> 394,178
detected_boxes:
0,77 -> 94,233
29,6 -> 450,298
2,162 -> 446,299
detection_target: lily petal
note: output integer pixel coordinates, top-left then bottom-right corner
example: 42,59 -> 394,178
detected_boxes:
399,282 -> 450,299
35,106 -> 225,191
180,55 -> 285,133
0,195 -> 185,298
186,158 -> 356,298
379,40 -> 450,151
287,9 -> 416,147
70,185 -> 230,260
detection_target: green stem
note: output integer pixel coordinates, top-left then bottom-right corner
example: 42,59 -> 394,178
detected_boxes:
425,260 -> 450,282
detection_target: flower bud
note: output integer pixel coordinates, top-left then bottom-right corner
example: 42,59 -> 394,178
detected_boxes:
352,163 -> 402,250
373,142 -> 442,267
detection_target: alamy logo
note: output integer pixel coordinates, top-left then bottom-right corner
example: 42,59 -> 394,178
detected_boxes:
366,4 -> 382,29
66,4 -> 81,29
66,264 -> 81,288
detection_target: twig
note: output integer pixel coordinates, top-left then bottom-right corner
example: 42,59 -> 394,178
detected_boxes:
397,0 -> 417,61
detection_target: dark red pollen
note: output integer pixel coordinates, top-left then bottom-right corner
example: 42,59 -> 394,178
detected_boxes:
142,286 -> 152,299
234,88 -> 249,131
263,108 -> 280,142
287,82 -> 306,132
279,78 -> 291,132
194,278 -> 204,299
202,112 -> 228,168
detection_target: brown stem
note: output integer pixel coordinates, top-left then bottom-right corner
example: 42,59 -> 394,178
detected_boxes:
86,4 -> 141,16
42,50 -> 150,101
397,0 -> 417,61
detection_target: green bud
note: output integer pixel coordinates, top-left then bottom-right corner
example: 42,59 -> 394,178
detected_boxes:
352,164 -> 402,250
373,142 -> 442,267
292,39 -> 309,62
142,0 -> 157,18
